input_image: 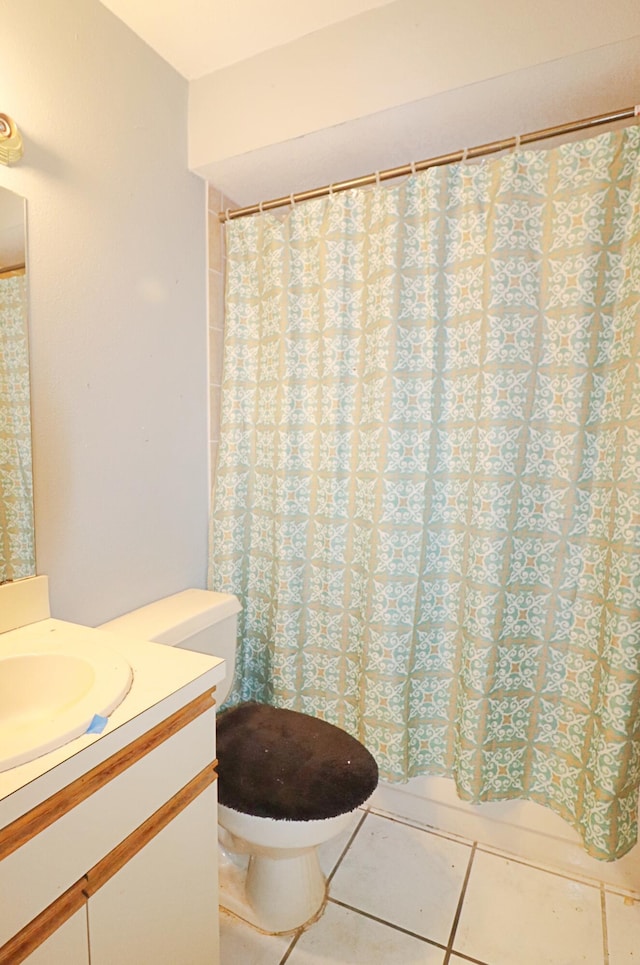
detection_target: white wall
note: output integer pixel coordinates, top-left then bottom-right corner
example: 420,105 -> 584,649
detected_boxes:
0,0 -> 208,625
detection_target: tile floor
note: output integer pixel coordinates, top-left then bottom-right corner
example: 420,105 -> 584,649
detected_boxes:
219,806 -> 640,964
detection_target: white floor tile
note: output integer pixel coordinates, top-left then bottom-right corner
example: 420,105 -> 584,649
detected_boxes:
454,850 -> 604,965
219,908 -> 291,965
287,901 -> 446,964
605,890 -> 640,963
319,808 -> 366,878
329,812 -> 471,945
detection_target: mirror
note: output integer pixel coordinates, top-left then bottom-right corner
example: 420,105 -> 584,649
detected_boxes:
0,186 -> 35,582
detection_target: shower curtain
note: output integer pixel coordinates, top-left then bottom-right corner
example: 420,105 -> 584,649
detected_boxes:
0,273 -> 34,583
210,126 -> 640,861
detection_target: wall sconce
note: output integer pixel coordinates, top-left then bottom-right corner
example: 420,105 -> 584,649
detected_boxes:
0,115 -> 24,166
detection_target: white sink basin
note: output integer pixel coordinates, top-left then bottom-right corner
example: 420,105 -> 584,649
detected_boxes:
0,640 -> 132,771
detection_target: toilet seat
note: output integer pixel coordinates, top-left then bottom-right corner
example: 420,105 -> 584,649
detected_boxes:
216,702 -> 378,821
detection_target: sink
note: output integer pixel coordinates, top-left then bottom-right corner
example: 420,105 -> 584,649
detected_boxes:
0,640 -> 132,772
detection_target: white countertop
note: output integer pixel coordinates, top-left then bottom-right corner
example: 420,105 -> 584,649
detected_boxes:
0,617 -> 225,826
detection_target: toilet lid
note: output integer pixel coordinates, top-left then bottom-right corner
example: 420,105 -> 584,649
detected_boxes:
216,702 -> 379,821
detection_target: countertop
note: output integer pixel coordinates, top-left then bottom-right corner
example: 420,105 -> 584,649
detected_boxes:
0,617 -> 225,827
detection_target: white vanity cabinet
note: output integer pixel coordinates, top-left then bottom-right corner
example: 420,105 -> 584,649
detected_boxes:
0,686 -> 221,965
22,910 -> 90,965
89,782 -> 219,965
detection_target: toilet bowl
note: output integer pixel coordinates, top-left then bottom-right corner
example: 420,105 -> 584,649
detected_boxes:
100,589 -> 378,934
218,804 -> 357,932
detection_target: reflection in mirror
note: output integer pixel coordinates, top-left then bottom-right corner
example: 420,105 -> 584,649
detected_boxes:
0,186 -> 35,582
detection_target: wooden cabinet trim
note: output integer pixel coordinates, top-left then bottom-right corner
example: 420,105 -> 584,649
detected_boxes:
0,762 -> 218,963
0,689 -> 216,860
83,762 -> 217,896
0,880 -> 86,965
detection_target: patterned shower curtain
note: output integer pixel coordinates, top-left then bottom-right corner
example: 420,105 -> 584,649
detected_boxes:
0,273 -> 35,583
210,126 -> 640,860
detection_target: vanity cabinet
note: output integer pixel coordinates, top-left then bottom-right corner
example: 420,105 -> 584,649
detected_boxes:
23,910 -> 89,965
89,783 -> 218,965
0,688 -> 220,965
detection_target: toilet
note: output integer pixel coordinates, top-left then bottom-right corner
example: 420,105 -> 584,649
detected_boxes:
100,589 -> 378,934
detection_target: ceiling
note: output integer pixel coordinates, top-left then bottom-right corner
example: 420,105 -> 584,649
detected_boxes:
99,0 -> 395,79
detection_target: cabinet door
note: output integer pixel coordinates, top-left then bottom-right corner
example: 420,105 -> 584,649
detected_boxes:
88,783 -> 219,965
23,907 -> 89,965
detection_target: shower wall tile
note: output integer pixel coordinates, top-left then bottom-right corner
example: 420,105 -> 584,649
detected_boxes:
208,209 -> 223,273
209,270 -> 225,337
207,185 -> 222,216
210,442 -> 219,488
210,381 -> 222,444
209,325 -> 225,389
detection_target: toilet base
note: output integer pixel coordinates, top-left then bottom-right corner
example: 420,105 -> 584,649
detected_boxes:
217,802 -> 362,934
219,846 -> 327,934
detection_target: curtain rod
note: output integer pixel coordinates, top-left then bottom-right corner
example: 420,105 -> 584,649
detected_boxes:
219,105 -> 639,223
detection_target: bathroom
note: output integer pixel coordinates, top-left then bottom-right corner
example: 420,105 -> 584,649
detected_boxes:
1,0 -> 640,961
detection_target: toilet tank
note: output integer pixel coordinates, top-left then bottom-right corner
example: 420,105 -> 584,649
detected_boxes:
99,589 -> 240,705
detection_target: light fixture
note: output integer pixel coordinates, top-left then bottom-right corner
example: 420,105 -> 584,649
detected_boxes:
0,114 -> 24,165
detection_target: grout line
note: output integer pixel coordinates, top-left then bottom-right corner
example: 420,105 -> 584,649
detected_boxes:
326,808 -> 369,884
443,841 -> 477,965
278,929 -> 303,965
367,807 -> 474,848
601,883 -> 610,965
446,951 -> 493,965
602,885 -> 640,901
326,896 -> 447,950
474,843 -> 604,891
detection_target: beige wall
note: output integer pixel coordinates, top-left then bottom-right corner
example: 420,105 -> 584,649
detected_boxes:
0,0 -> 208,625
